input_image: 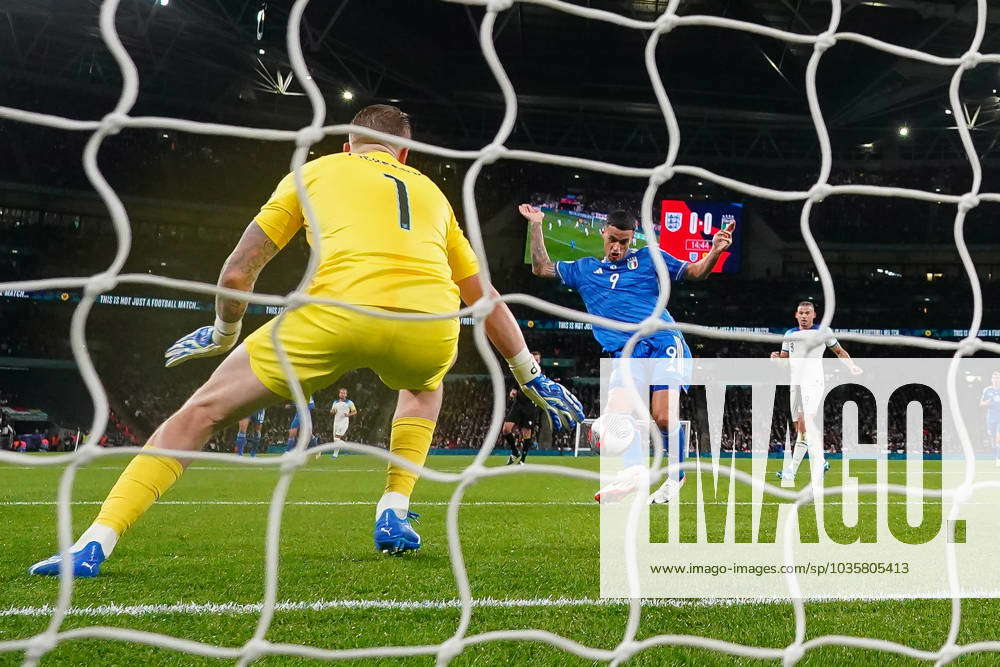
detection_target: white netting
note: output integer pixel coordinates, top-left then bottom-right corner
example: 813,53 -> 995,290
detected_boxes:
3,0 -> 1000,664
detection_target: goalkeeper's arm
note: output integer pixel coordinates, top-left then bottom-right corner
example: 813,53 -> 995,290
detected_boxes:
165,222 -> 280,368
456,274 -> 585,431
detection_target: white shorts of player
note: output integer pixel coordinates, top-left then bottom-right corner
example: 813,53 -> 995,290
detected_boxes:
790,383 -> 824,418
334,420 -> 349,437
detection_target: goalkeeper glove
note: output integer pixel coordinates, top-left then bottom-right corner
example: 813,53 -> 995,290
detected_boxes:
164,317 -> 241,368
507,349 -> 585,432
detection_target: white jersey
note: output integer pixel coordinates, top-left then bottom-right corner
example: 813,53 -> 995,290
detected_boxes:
782,326 -> 837,385
330,399 -> 356,425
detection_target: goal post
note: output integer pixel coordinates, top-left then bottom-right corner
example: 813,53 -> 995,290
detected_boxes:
573,418 -> 596,456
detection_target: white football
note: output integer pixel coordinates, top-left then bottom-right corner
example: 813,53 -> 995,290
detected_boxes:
590,413 -> 638,456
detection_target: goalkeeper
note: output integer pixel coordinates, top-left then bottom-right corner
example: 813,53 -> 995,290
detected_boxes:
29,105 -> 584,576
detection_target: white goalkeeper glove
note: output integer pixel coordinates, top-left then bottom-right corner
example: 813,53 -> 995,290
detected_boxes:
164,317 -> 241,368
507,349 -> 585,432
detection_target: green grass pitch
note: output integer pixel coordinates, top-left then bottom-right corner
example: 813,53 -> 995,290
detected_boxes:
522,211 -> 649,264
3,455 -> 1000,665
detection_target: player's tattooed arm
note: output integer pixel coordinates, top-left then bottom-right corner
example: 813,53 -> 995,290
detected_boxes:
519,203 -> 557,278
216,222 -> 281,323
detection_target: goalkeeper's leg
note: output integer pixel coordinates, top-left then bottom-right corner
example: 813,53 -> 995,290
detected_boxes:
374,387 -> 441,555
28,345 -> 279,577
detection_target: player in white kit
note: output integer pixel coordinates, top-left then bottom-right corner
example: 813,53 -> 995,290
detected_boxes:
770,301 -> 862,483
328,387 -> 358,459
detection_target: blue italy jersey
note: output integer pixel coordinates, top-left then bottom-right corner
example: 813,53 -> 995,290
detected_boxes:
555,249 -> 687,353
982,387 -> 1000,420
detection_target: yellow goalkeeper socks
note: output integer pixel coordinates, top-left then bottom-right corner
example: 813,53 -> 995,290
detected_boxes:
377,417 -> 435,518
92,445 -> 184,540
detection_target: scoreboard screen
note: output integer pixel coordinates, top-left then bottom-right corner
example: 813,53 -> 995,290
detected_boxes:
659,200 -> 743,273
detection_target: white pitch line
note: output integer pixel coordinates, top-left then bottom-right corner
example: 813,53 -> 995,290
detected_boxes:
0,595 -> 902,619
0,597 -> 720,619
0,500 -> 982,507
1,468 -> 444,472
0,500 -> 592,507
4,465 -> 1000,475
0,467 -> 403,473
6,593 -> 997,620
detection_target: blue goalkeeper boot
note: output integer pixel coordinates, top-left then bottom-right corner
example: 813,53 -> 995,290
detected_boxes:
28,541 -> 105,578
373,509 -> 421,555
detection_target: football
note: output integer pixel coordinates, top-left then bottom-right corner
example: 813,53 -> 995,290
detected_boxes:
589,413 -> 639,457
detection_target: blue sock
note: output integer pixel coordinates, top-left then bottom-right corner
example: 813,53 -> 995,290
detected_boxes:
660,425 -> 688,481
248,435 -> 261,457
235,432 -> 246,455
285,437 -> 295,452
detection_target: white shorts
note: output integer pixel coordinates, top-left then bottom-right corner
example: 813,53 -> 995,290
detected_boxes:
334,420 -> 349,437
790,383 -> 824,418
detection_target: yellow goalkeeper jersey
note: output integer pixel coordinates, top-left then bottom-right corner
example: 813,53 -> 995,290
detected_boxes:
253,151 -> 479,314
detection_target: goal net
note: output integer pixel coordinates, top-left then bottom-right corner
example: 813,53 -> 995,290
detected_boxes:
2,0 -> 999,664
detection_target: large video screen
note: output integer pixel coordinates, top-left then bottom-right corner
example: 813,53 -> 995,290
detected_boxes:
659,200 -> 743,273
521,201 -> 742,270
522,207 -> 649,263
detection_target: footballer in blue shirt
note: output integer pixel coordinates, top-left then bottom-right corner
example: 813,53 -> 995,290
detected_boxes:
980,370 -> 1000,464
520,204 -> 732,504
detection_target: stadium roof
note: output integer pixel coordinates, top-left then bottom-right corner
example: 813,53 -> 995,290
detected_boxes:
2,0 -> 999,165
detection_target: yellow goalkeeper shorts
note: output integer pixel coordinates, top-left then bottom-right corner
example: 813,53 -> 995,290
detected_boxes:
243,303 -> 459,398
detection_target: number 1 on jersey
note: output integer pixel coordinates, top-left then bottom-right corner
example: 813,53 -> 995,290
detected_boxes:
383,173 -> 411,230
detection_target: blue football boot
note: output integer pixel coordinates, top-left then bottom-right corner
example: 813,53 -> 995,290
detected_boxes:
373,509 -> 421,555
28,541 -> 106,578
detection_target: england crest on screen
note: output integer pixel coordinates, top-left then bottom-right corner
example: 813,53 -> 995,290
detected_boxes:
664,212 -> 682,232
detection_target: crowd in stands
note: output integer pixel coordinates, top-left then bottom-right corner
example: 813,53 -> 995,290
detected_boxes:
4,258 -> 999,454
1,410 -> 137,452
0,346 -> 986,456
6,144 -> 1000,456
